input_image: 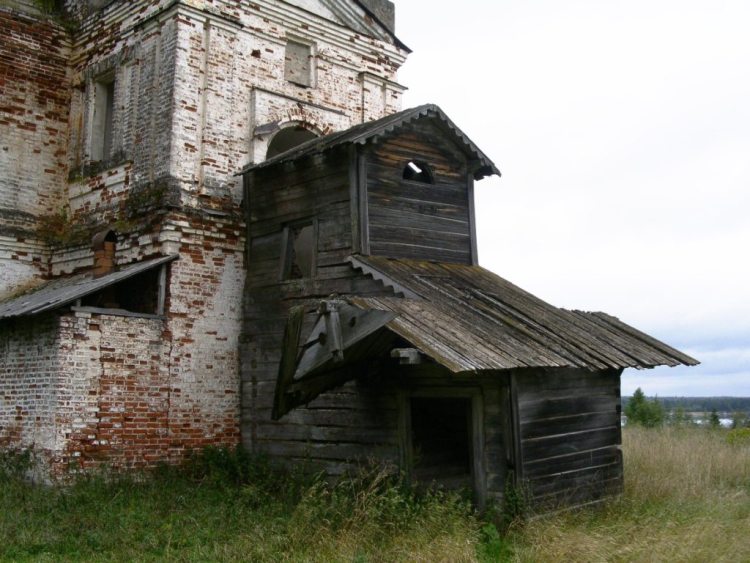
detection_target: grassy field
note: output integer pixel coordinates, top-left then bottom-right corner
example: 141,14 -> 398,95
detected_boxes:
1,426 -> 749,562
509,426 -> 750,562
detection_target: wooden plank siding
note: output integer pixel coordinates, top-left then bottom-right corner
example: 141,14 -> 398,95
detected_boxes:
513,368 -> 624,510
242,146 -> 403,475
242,124 -> 485,477
364,121 -> 474,264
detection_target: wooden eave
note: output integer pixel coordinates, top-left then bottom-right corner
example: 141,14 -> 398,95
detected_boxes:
347,255 -> 699,373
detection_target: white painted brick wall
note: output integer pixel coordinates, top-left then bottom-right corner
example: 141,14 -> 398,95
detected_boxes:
0,0 -> 409,471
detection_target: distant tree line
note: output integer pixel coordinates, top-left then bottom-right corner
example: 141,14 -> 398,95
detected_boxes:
622,395 -> 750,413
624,388 -> 750,429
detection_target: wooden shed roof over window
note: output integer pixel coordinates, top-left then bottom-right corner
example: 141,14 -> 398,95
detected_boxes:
0,255 -> 177,319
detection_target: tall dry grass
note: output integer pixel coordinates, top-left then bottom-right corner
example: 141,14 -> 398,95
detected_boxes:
509,426 -> 750,562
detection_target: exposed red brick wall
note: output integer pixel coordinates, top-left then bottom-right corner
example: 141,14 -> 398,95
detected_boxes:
0,9 -> 70,221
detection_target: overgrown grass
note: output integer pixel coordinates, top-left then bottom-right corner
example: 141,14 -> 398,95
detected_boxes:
506,426 -> 750,562
2,426 -> 748,561
0,449 -> 481,562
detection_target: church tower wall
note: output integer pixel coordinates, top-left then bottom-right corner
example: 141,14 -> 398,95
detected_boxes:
0,0 -> 408,472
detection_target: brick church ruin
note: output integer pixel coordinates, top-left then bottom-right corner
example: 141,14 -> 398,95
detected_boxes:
0,0 -> 695,509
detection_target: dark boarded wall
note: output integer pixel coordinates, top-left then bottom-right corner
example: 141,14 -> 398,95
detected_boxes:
243,148 -> 397,472
514,368 -> 623,509
243,151 -> 509,494
364,120 -> 473,263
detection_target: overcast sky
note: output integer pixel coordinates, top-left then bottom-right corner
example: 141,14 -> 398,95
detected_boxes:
395,0 -> 750,396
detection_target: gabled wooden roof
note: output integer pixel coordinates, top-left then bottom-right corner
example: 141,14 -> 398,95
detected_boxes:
240,104 -> 501,180
348,255 -> 699,372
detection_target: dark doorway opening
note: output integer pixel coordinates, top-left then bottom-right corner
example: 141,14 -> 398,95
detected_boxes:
410,397 -> 472,489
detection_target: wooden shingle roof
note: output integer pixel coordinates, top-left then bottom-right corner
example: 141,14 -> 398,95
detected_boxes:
348,255 -> 698,372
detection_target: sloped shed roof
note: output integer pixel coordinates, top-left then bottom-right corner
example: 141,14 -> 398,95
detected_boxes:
0,255 -> 177,319
275,255 -> 697,417
348,255 -> 698,372
241,104 -> 501,179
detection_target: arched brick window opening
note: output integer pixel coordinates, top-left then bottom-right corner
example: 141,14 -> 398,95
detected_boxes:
266,126 -> 318,159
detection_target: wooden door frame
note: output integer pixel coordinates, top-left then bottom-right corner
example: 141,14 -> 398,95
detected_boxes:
397,387 -> 487,508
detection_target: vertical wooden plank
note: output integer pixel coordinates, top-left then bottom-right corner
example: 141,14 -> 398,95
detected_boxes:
272,305 -> 305,420
498,382 -> 513,472
614,368 -> 624,445
467,174 -> 478,266
472,391 -> 487,509
278,226 -> 289,281
156,263 -> 167,316
349,145 -> 361,254
397,390 -> 412,480
358,150 -> 370,254
509,371 -> 524,483
311,217 -> 319,278
243,173 -> 253,266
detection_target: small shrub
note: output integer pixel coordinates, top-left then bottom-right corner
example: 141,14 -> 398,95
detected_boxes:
501,470 -> 529,525
708,409 -> 721,429
625,387 -> 665,427
478,521 -> 512,562
36,209 -> 88,248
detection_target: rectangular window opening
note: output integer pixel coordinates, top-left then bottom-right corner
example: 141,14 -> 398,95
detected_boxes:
282,221 -> 316,280
79,265 -> 166,317
410,397 -> 472,490
91,76 -> 115,162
